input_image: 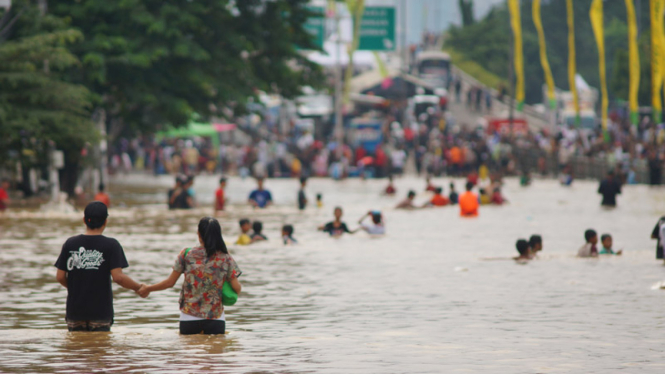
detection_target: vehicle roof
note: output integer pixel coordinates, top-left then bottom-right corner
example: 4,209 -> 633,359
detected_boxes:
416,51 -> 451,61
412,95 -> 440,103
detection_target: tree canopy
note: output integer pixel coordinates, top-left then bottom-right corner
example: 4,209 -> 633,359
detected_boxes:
446,0 -> 651,106
0,1 -> 95,169
0,0 -> 323,194
49,0 -> 323,139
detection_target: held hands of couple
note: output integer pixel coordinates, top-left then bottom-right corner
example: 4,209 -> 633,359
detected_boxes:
136,284 -> 150,298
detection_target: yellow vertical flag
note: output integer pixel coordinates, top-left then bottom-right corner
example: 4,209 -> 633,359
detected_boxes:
532,0 -> 555,110
625,0 -> 640,126
566,0 -> 580,125
508,0 -> 524,111
590,0 -> 609,142
651,0 -> 663,123
656,0 -> 665,118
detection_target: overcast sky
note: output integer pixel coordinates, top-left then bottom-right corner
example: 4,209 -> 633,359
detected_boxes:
310,0 -> 505,44
402,0 -> 505,43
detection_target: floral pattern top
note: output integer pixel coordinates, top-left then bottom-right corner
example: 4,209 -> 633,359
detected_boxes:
173,247 -> 241,319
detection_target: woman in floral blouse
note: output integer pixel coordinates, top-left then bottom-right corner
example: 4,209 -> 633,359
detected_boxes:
140,217 -> 242,334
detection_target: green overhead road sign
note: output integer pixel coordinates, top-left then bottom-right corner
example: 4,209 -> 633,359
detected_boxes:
304,7 -> 325,49
358,7 -> 395,51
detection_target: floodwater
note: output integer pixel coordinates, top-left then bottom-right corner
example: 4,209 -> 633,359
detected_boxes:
1,175 -> 665,373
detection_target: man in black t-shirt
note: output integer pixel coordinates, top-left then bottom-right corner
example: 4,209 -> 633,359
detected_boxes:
55,202 -> 145,331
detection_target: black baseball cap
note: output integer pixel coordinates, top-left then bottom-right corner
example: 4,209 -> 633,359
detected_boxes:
84,201 -> 108,224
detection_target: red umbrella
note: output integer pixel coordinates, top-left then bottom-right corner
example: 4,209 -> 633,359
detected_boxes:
212,123 -> 237,132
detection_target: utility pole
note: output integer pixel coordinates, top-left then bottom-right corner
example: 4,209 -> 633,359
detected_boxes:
637,0 -> 642,36
333,2 -> 344,156
508,17 -> 515,130
401,0 -> 407,70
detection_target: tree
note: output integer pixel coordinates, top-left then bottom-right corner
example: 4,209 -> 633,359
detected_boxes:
0,2 -> 95,195
459,0 -> 475,27
50,0 -> 323,140
446,0 -> 644,105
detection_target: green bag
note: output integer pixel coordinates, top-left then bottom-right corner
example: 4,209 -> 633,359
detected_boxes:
183,248 -> 238,306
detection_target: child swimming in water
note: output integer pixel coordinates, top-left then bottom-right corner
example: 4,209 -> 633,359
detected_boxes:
514,239 -> 531,262
358,211 -> 386,235
490,187 -> 507,205
396,190 -> 418,210
448,183 -> 458,205
425,175 -> 437,192
529,235 -> 543,258
236,219 -> 252,245
384,175 -> 396,195
479,188 -> 491,205
426,187 -> 449,207
577,229 -> 599,257
282,224 -> 297,245
599,233 -> 622,255
251,221 -> 268,242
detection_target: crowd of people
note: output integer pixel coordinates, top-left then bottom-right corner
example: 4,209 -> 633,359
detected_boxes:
51,161 -> 665,337
103,108 -> 665,197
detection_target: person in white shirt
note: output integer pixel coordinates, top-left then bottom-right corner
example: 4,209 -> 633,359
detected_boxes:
391,148 -> 407,175
358,211 -> 385,235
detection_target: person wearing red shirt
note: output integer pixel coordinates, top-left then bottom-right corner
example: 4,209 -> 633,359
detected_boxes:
491,187 -> 507,205
374,146 -> 387,178
425,175 -> 437,192
94,184 -> 111,207
384,175 -> 397,195
214,177 -> 227,212
0,180 -> 10,212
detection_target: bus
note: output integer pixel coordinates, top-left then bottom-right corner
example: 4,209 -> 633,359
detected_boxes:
415,51 -> 452,88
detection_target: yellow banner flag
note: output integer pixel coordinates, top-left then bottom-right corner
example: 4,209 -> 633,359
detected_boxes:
566,0 -> 580,125
590,0 -> 609,142
656,0 -> 665,116
508,0 -> 524,110
651,0 -> 663,123
532,0 -> 555,109
625,0 -> 640,125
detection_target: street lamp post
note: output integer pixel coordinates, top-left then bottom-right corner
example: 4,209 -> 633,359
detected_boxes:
333,4 -> 344,157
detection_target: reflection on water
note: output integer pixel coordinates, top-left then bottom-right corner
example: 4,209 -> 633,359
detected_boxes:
1,176 -> 665,373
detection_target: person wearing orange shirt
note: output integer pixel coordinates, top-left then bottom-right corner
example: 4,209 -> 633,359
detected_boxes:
426,187 -> 449,207
459,182 -> 479,217
94,184 -> 111,207
449,146 -> 462,175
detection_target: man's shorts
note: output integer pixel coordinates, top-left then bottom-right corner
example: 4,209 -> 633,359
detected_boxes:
66,319 -> 112,332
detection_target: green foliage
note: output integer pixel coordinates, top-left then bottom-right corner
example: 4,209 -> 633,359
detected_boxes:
611,32 -> 652,107
50,0 -> 323,138
446,0 -> 649,105
447,7 -> 510,84
446,49 -> 506,89
458,0 -> 475,27
0,3 -> 95,167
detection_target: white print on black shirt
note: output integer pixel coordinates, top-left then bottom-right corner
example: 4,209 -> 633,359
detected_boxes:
67,247 -> 105,270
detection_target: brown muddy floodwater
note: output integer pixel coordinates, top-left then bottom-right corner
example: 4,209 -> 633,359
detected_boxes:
1,175 -> 665,373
